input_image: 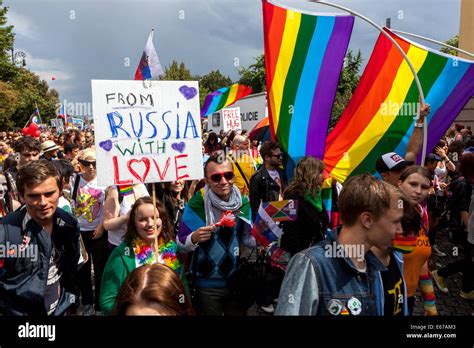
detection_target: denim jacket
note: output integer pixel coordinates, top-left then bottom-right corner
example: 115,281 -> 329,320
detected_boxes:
275,229 -> 386,316
0,207 -> 80,315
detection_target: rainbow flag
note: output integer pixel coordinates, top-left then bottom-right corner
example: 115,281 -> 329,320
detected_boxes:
324,28 -> 474,183
118,185 -> 133,197
263,0 -> 354,162
200,84 -> 252,117
392,234 -> 417,254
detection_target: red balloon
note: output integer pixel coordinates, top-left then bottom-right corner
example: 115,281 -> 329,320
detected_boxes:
34,130 -> 41,138
29,123 -> 39,131
22,128 -> 29,136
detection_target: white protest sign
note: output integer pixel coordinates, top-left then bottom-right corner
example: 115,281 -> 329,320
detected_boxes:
50,118 -> 64,128
91,80 -> 204,186
222,107 -> 241,132
71,118 -> 84,130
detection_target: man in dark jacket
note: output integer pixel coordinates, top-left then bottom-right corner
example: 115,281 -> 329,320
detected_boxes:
249,141 -> 288,221
0,160 -> 81,315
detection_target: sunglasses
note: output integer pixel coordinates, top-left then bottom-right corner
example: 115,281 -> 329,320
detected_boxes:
271,154 -> 283,159
209,171 -> 234,183
79,159 -> 96,168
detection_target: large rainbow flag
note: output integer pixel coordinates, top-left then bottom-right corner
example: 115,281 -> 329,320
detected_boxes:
263,0 -> 354,162
324,28 -> 474,183
200,84 -> 252,117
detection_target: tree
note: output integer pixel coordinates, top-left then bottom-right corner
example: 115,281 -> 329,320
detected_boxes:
440,34 -> 459,56
199,69 -> 232,94
198,69 -> 232,108
160,60 -> 193,81
237,54 -> 266,93
0,0 -> 17,82
8,68 -> 59,127
329,50 -> 363,130
0,81 -> 18,128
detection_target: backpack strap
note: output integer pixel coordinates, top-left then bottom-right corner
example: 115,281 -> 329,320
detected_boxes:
230,155 -> 250,189
71,174 -> 81,204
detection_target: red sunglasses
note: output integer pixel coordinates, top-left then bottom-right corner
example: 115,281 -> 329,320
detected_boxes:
209,171 -> 234,183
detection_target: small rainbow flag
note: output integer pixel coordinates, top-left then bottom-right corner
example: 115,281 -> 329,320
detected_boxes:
324,28 -> 474,183
263,0 -> 354,162
200,84 -> 252,117
118,185 -> 133,197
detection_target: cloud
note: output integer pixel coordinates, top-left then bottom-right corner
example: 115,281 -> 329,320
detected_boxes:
4,0 -> 462,115
18,50 -> 75,92
7,10 -> 38,40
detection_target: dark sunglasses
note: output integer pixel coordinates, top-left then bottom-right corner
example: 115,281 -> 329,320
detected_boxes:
271,153 -> 283,159
79,159 -> 96,168
209,171 -> 234,183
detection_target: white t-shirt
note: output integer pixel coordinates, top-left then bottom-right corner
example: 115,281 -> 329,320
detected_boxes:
267,169 -> 281,183
74,175 -> 107,231
58,196 -> 72,215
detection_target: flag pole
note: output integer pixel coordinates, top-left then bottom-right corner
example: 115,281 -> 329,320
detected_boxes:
307,0 -> 428,165
152,182 -> 159,263
34,101 -> 43,125
390,29 -> 474,58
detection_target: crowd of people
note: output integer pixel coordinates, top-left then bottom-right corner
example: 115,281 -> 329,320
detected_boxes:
0,115 -> 472,316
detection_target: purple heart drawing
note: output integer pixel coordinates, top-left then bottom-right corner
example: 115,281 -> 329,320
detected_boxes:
99,140 -> 113,152
179,85 -> 197,100
171,142 -> 186,153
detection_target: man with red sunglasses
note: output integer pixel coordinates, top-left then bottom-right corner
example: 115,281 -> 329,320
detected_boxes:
178,152 -> 256,315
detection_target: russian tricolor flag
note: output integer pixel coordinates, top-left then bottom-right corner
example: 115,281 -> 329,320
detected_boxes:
58,104 -> 68,127
134,29 -> 163,80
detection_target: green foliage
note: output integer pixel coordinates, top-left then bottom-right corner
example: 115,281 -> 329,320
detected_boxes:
0,0 -> 14,61
160,60 -> 193,81
329,50 -> 363,131
440,34 -> 459,56
198,69 -> 232,109
237,54 -> 266,93
7,68 -> 59,128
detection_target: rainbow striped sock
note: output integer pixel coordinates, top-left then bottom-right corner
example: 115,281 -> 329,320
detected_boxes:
420,273 -> 437,316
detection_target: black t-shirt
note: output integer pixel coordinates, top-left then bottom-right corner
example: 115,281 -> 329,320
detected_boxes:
381,254 -> 404,316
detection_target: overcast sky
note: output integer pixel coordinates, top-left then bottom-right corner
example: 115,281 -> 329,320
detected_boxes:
5,0 -> 461,115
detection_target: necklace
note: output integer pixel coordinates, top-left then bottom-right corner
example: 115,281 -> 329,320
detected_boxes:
132,237 -> 181,271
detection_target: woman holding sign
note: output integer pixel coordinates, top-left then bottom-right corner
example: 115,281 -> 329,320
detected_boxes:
103,183 -> 150,250
100,197 -> 188,315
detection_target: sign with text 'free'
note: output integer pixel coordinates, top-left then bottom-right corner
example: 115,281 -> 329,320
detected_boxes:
91,80 -> 204,186
222,107 -> 241,132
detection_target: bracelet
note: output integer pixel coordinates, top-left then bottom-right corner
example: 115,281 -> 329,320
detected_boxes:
414,122 -> 424,128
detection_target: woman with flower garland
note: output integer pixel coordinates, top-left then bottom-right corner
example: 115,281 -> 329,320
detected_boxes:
100,197 -> 187,315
